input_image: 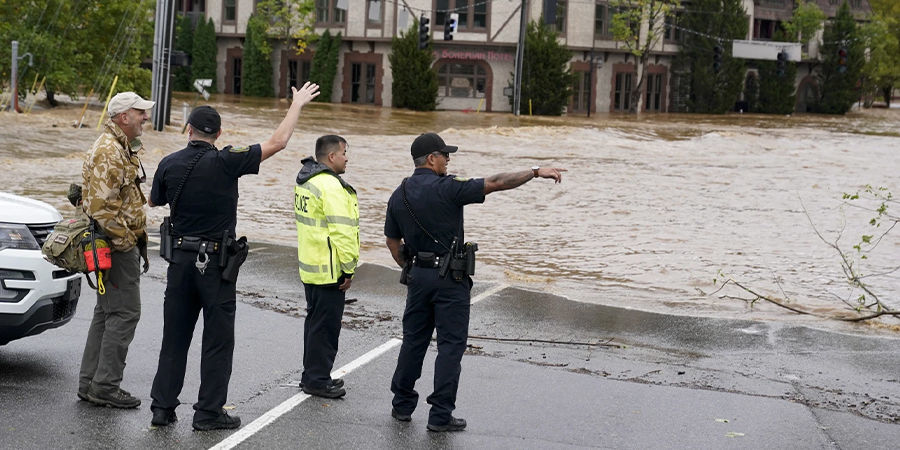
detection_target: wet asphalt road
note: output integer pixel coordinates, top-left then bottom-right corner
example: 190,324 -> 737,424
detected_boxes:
1,241 -> 899,449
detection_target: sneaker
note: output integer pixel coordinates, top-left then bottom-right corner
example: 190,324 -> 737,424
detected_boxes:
192,411 -> 241,431
427,417 -> 466,432
301,383 -> 346,399
151,408 -> 178,427
391,408 -> 412,422
86,388 -> 141,409
298,378 -> 344,390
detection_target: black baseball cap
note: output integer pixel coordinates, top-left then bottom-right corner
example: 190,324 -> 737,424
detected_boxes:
410,132 -> 458,159
188,105 -> 221,134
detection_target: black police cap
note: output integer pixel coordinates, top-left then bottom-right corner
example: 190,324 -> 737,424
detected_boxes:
410,132 -> 458,159
188,105 -> 221,134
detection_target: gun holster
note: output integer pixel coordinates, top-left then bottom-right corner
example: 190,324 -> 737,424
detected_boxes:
159,216 -> 174,263
399,244 -> 412,285
220,235 -> 249,283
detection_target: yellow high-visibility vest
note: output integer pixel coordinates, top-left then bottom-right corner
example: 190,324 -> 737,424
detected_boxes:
295,172 -> 359,285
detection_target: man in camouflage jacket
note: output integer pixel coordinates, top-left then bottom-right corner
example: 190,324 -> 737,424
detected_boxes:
78,92 -> 154,409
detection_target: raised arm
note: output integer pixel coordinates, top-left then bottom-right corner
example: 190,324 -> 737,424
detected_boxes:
483,167 -> 566,195
259,82 -> 321,162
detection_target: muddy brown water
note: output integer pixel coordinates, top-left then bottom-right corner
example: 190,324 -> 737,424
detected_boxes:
2,94 -> 898,335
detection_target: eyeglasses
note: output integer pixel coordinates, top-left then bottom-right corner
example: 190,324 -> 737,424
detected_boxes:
432,151 -> 449,159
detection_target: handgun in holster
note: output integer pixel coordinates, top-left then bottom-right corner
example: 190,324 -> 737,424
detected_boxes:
220,233 -> 249,283
159,216 -> 174,263
399,244 -> 412,285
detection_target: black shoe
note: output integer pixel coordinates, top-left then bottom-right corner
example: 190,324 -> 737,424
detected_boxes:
391,408 -> 411,422
151,409 -> 178,427
192,412 -> 241,431
298,378 -> 344,390
86,388 -> 141,409
427,417 -> 466,432
77,390 -> 89,402
302,383 -> 346,399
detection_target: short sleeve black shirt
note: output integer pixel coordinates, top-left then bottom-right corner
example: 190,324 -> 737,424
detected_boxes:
151,141 -> 262,239
384,168 -> 485,255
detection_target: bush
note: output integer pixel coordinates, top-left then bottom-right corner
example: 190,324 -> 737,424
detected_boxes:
242,14 -> 274,97
389,18 -> 438,110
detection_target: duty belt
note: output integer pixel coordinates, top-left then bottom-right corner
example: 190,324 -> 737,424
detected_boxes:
412,253 -> 447,269
174,236 -> 220,253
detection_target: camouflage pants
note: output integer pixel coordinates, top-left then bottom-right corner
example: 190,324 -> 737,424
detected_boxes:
78,247 -> 141,395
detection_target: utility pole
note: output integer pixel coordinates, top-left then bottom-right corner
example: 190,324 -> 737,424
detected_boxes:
513,0 -> 527,116
151,0 -> 176,131
9,41 -> 33,113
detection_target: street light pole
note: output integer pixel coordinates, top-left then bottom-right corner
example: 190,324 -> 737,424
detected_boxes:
513,0 -> 527,116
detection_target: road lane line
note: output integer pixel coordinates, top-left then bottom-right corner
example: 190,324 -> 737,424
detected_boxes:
210,338 -> 402,450
471,283 -> 508,304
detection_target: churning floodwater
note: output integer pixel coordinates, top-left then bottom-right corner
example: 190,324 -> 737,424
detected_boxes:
2,94 -> 898,334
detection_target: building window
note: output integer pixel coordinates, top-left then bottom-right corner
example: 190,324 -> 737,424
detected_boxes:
645,73 -> 663,112
224,0 -> 236,23
288,60 -> 311,94
664,12 -> 683,42
571,71 -> 591,113
594,2 -> 610,38
366,0 -> 383,26
553,0 -> 567,33
753,19 -> 779,40
849,0 -> 861,7
436,0 -> 488,32
436,62 -> 486,98
316,0 -> 346,26
351,63 -> 377,104
613,71 -> 633,111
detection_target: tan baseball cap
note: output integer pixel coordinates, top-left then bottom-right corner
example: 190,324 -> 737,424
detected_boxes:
107,92 -> 155,117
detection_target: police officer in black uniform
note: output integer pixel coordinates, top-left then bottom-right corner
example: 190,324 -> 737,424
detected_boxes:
147,82 -> 319,430
384,132 -> 565,432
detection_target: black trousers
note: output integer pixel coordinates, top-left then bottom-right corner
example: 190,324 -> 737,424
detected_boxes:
300,282 -> 346,390
390,267 -> 471,426
150,249 -> 236,421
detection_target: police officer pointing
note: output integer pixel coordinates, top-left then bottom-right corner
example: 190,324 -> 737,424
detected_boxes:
384,132 -> 565,432
147,82 -> 320,430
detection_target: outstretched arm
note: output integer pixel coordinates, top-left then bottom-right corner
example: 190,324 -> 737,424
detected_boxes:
260,82 -> 321,161
483,167 -> 566,195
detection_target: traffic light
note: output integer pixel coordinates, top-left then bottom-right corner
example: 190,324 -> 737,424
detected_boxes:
444,13 -> 458,41
776,51 -> 787,77
418,16 -> 430,50
837,47 -> 848,74
712,45 -> 723,73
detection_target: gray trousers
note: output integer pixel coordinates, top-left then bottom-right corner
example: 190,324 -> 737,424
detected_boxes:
78,246 -> 141,395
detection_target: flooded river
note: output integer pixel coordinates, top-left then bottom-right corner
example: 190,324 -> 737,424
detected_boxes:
1,95 -> 898,334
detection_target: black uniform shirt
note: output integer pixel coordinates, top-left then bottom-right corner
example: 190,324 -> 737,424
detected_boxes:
384,168 -> 485,255
151,141 -> 262,239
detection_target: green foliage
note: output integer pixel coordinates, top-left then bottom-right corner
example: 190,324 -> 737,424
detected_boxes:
256,0 -> 316,55
389,19 -> 438,111
0,0 -> 154,103
511,20 -> 575,116
308,30 -> 342,102
242,14 -> 274,97
756,60 -> 797,114
673,0 -> 748,113
173,14 -> 194,92
192,17 -> 218,93
783,0 -> 826,48
815,1 -> 863,114
861,0 -> 900,107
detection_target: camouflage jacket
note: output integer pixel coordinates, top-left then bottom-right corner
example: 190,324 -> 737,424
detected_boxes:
81,120 -> 147,251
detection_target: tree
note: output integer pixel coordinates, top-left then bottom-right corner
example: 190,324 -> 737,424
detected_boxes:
512,19 -> 574,115
192,17 -> 218,93
673,0 -> 748,113
0,0 -> 154,106
173,14 -> 195,92
862,0 -> 900,107
256,0 -> 316,97
782,0 -> 826,52
756,59 -> 798,114
610,0 -> 680,113
389,18 -> 438,111
242,14 -> 274,97
815,1 -> 863,114
308,30 -> 342,102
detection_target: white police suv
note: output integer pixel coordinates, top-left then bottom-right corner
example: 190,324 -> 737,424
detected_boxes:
0,192 -> 81,345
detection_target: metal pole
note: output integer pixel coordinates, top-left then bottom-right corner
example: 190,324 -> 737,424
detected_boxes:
11,41 -> 20,113
513,0 -> 527,116
151,0 -> 175,131
587,47 -> 594,118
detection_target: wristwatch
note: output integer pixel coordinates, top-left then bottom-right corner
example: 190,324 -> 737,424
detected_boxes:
532,166 -> 540,178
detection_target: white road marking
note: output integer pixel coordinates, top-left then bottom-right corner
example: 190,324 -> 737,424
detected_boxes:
471,283 -> 508,304
209,338 -> 402,450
